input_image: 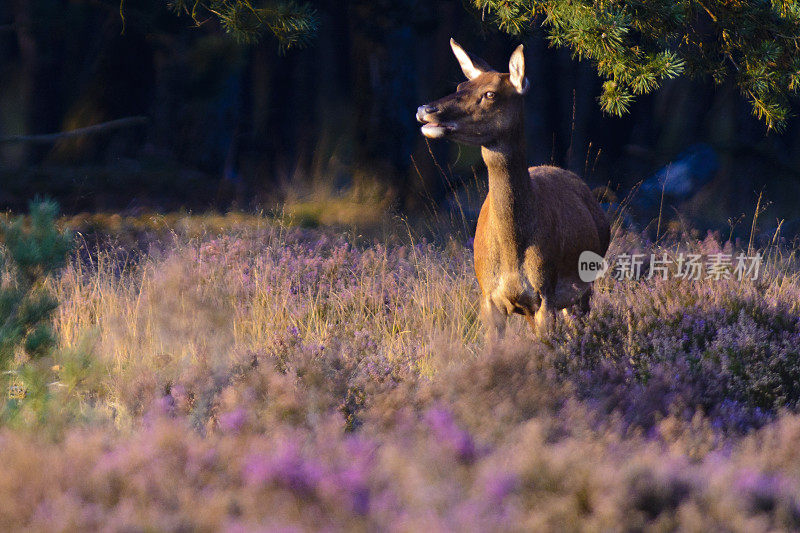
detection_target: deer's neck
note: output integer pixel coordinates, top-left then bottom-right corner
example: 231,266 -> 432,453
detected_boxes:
481,133 -> 536,268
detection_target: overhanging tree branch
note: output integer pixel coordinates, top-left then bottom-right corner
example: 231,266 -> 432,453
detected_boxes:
471,0 -> 800,130
164,0 -> 318,49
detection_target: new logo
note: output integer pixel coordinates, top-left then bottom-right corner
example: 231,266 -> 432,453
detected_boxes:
578,251 -> 609,282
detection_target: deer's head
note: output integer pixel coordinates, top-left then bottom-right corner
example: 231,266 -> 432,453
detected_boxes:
416,39 -> 529,147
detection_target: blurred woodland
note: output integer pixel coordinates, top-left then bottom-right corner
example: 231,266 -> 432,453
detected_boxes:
2,0 -> 800,235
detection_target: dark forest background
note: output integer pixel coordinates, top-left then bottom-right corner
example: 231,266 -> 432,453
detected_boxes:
2,0 -> 800,236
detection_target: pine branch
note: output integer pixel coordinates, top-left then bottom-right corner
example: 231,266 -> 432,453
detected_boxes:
165,0 -> 318,50
471,0 -> 800,129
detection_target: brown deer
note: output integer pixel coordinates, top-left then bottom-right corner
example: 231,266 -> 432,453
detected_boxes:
416,39 -> 610,338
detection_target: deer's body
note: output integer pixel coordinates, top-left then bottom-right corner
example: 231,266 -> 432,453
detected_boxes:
417,40 -> 610,337
475,157 -> 609,331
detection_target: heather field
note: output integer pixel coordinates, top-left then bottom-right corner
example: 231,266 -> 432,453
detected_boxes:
3,212 -> 800,531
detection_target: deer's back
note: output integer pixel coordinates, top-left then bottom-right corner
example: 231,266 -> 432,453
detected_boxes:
527,165 -> 610,275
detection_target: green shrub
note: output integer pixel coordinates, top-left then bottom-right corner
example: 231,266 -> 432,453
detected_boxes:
0,200 -> 73,414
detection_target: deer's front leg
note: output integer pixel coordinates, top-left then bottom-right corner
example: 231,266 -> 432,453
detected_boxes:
532,278 -> 557,339
533,298 -> 555,338
481,298 -> 507,342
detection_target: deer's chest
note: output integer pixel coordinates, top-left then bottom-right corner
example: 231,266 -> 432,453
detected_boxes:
491,271 -> 540,314
474,202 -> 547,314
476,252 -> 542,315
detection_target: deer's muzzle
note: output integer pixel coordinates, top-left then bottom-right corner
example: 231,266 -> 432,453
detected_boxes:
416,105 -> 454,139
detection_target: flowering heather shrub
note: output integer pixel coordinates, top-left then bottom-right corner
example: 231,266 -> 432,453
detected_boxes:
0,215 -> 798,529
554,233 -> 800,431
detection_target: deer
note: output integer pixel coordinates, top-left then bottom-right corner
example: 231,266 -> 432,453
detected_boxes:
416,39 -> 610,338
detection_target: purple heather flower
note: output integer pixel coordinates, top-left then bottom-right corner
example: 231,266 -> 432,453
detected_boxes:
219,408 -> 248,434
734,469 -> 795,513
425,407 -> 477,462
484,472 -> 518,504
243,442 -> 323,496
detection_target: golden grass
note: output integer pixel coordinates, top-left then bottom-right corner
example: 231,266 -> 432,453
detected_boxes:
47,218 -> 484,422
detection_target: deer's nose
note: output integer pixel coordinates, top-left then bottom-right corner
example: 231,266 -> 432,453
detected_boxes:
417,104 -> 439,123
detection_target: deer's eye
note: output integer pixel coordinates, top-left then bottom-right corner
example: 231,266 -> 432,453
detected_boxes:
484,91 -> 496,100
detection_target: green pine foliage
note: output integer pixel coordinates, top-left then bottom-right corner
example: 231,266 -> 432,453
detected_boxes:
472,0 -> 800,130
0,200 -> 73,372
166,0 -> 318,50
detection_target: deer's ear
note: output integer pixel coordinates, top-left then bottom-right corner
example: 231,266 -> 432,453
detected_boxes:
450,38 -> 491,80
509,44 -> 529,95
